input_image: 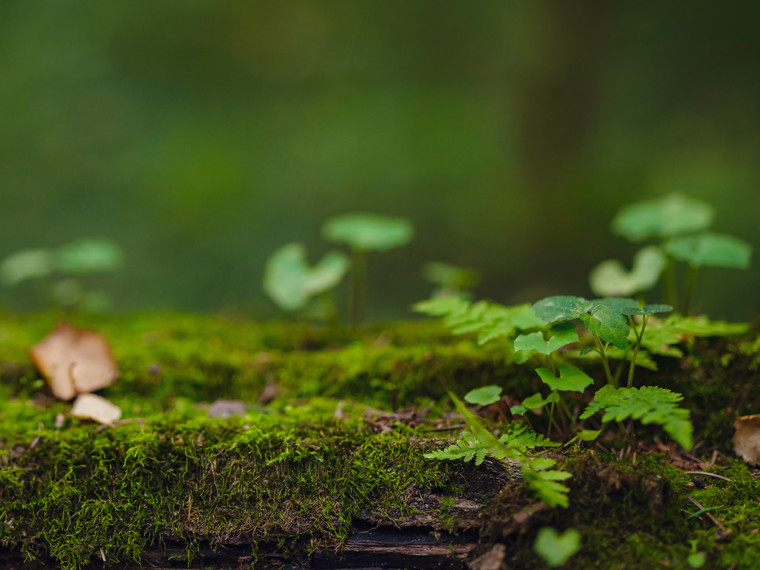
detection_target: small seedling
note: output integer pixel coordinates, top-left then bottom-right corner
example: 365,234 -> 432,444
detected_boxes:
592,193 -> 752,314
323,213 -> 413,327
0,238 -> 122,311
262,243 -> 349,323
422,261 -> 479,299
534,527 -> 581,567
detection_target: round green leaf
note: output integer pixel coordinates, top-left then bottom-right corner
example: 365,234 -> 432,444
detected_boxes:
513,323 -> 578,355
262,243 -> 311,311
0,249 -> 55,285
302,250 -> 350,296
464,385 -> 502,406
589,246 -> 666,296
532,296 -> 590,323
262,243 -> 349,311
612,193 -> 714,242
578,429 -> 602,441
664,232 -> 752,269
54,239 -> 122,274
536,365 -> 593,393
534,527 -> 581,567
322,213 -> 413,251
581,304 -> 630,350
522,392 -> 559,409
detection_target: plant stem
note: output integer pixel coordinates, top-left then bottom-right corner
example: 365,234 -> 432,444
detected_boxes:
681,264 -> 699,316
349,248 -> 367,328
663,255 -> 678,309
627,315 -> 647,388
548,392 -> 557,438
594,335 -> 615,387
320,291 -> 338,328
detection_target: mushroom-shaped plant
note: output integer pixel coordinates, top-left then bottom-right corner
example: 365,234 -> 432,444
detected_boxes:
262,243 -> 349,323
596,194 -> 751,314
322,213 -> 413,326
664,232 -> 752,314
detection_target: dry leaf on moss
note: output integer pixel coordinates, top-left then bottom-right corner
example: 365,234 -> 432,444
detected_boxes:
733,414 -> 760,464
70,393 -> 122,425
29,322 -> 119,400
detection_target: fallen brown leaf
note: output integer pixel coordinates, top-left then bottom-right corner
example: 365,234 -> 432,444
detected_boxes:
733,414 -> 760,464
29,322 -> 119,400
70,393 -> 122,425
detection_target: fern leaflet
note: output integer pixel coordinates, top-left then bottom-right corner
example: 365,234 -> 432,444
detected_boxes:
580,385 -> 693,449
413,297 -> 544,345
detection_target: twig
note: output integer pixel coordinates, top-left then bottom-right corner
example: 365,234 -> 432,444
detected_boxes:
688,496 -> 729,535
685,471 -> 733,483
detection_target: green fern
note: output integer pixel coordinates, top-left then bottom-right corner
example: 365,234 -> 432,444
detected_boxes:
425,424 -> 560,465
580,385 -> 693,449
413,296 -> 544,345
424,391 -> 571,507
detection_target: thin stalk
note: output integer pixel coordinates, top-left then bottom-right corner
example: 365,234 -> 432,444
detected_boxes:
319,291 -> 338,328
593,335 -> 616,387
662,255 -> 678,309
681,264 -> 699,316
627,315 -> 647,388
349,248 -> 367,328
548,392 -> 557,438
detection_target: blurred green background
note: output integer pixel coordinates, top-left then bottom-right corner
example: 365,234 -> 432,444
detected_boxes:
1,1 -> 758,320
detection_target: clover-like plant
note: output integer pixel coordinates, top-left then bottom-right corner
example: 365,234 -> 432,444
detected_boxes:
422,261 -> 479,300
534,527 -> 581,567
592,193 -> 752,315
322,213 -> 413,326
0,238 -> 122,311
262,243 -> 349,323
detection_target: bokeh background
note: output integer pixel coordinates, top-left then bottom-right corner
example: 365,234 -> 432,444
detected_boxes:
1,1 -> 759,320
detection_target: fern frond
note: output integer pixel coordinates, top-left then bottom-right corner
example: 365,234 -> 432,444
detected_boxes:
580,385 -> 693,449
413,297 -> 544,345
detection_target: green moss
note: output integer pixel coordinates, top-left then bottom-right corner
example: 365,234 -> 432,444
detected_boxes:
0,313 -> 528,409
0,403 -> 456,568
3,313 -> 760,568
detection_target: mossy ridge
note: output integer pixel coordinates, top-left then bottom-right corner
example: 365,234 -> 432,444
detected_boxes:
0,409 -> 456,569
0,313 -> 525,408
460,449 -> 760,569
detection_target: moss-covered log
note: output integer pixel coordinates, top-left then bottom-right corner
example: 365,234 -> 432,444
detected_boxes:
2,313 -> 760,568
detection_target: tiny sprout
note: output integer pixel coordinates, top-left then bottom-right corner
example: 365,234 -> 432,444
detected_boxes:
322,212 -> 413,326
423,261 -> 479,299
534,527 -> 581,567
262,243 -> 349,322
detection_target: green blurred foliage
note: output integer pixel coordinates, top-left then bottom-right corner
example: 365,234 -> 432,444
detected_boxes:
1,1 -> 758,319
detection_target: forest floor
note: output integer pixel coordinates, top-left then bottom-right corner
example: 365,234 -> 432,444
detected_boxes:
1,313 -> 760,569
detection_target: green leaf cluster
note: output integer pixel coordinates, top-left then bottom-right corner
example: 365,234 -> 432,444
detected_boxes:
413,296 -> 544,345
532,295 -> 638,350
424,423 -> 560,466
591,193 -> 752,313
580,385 -> 693,449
